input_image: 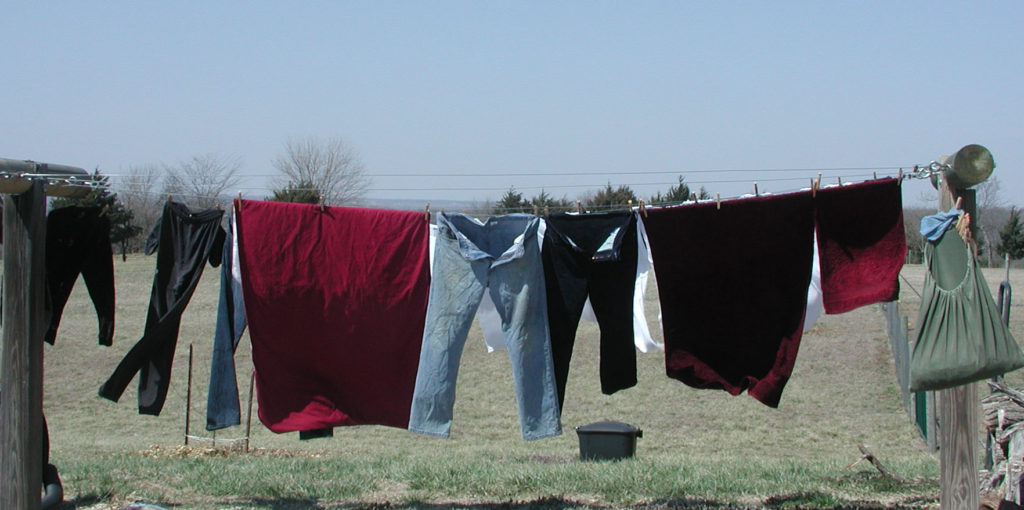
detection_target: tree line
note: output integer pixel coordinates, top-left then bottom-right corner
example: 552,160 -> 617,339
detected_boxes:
50,135 -> 1024,266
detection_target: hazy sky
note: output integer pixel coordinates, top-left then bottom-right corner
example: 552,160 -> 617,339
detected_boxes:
3,2 -> 1021,208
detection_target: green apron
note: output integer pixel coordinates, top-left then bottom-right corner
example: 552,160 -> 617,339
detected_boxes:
908,226 -> 1024,392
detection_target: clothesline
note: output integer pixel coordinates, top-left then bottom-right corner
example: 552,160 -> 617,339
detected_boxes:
108,170 -> 917,214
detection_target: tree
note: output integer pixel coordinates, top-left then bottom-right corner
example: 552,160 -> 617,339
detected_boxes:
997,206 -> 1024,262
163,153 -> 242,209
272,137 -> 369,206
529,190 -> 574,214
493,186 -> 530,214
585,183 -> 637,210
649,176 -> 709,204
269,180 -> 321,204
116,164 -> 164,252
52,169 -> 143,261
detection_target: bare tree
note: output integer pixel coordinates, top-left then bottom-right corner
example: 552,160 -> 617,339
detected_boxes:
116,164 -> 165,251
272,137 -> 369,206
163,153 -> 243,209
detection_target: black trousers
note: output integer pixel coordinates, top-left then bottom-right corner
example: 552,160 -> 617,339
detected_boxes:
45,206 -> 115,346
99,201 -> 225,415
542,211 -> 638,410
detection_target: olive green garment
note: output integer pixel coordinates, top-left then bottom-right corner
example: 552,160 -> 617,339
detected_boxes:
908,226 -> 1024,392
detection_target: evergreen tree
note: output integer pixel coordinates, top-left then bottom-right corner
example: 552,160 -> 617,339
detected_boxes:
493,186 -> 531,214
529,190 -> 574,214
585,183 -> 637,210
269,180 -> 321,204
51,169 -> 142,261
998,206 -> 1024,261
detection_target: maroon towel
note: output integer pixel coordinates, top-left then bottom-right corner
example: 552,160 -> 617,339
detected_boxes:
642,192 -> 815,407
236,200 -> 430,433
815,178 -> 906,314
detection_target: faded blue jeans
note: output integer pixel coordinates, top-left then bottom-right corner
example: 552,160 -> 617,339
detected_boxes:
408,213 -> 562,440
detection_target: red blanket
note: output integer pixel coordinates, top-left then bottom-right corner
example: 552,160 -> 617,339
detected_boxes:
236,200 -> 430,433
814,179 -> 906,314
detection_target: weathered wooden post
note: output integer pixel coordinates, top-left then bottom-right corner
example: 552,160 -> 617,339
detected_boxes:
936,144 -> 995,509
0,159 -> 90,510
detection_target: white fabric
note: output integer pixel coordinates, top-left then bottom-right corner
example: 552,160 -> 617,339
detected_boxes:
803,237 -> 824,332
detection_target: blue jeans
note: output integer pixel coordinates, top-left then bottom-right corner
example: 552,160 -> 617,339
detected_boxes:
206,219 -> 248,430
408,213 -> 562,440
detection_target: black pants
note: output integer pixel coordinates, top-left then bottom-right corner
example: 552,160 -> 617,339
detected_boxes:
99,201 -> 225,415
542,211 -> 638,409
45,206 -> 115,346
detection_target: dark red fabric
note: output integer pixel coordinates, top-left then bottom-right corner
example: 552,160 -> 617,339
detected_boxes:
815,178 -> 906,314
236,200 -> 430,433
642,192 -> 815,407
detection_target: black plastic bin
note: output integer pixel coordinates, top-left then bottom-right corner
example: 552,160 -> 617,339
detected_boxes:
575,421 -> 642,461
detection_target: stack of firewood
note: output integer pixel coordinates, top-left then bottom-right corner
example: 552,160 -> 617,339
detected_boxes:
981,381 -> 1024,508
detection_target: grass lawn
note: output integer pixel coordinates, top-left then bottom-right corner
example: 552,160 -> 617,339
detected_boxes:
31,253 -> 1024,509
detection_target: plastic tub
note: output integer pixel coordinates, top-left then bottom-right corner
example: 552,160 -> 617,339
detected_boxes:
575,421 -> 642,461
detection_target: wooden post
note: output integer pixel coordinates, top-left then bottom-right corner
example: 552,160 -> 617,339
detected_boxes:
938,179 -> 979,509
244,369 -> 256,453
1,181 -> 47,510
185,343 -> 193,446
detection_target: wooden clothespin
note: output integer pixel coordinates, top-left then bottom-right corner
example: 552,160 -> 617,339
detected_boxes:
689,192 -> 697,203
716,193 -> 721,210
425,203 -> 430,222
533,204 -> 539,216
544,205 -> 550,216
815,172 -> 822,192
236,191 -> 243,210
753,183 -> 759,197
318,195 -> 326,211
576,200 -> 582,214
897,168 -> 903,181
837,176 -> 842,186
873,171 -> 878,180
627,199 -> 633,211
638,198 -> 647,218
810,177 -> 817,197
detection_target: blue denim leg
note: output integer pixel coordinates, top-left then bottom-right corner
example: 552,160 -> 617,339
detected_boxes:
407,221 -> 487,438
206,225 -> 248,431
408,213 -> 561,440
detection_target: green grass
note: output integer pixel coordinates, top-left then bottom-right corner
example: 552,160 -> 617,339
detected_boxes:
35,255 -> 1024,508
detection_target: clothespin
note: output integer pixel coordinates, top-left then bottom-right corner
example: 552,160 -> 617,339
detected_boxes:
897,168 -> 903,181
236,191 -> 243,210
815,173 -> 822,192
837,176 -> 842,186
638,198 -> 647,218
576,200 -> 582,214
99,203 -> 110,216
873,171 -> 878,180
425,203 -> 430,222
533,204 -> 538,216
716,193 -> 721,210
318,195 -> 326,211
810,178 -> 817,198
168,194 -> 173,203
689,192 -> 697,203
627,199 -> 633,211
544,205 -> 550,216
753,183 -> 759,197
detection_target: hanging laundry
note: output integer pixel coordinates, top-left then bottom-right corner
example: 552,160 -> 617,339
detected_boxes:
99,201 -> 226,415
237,200 -> 429,433
919,206 -> 962,241
803,237 -> 824,332
642,191 -> 815,407
44,205 -> 115,346
542,210 -> 639,408
409,213 -> 561,440
478,215 -> 661,353
909,222 -> 1024,391
814,178 -> 906,314
206,213 -> 248,431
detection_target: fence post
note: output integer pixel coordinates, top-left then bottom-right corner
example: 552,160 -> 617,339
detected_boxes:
1,181 -> 48,510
